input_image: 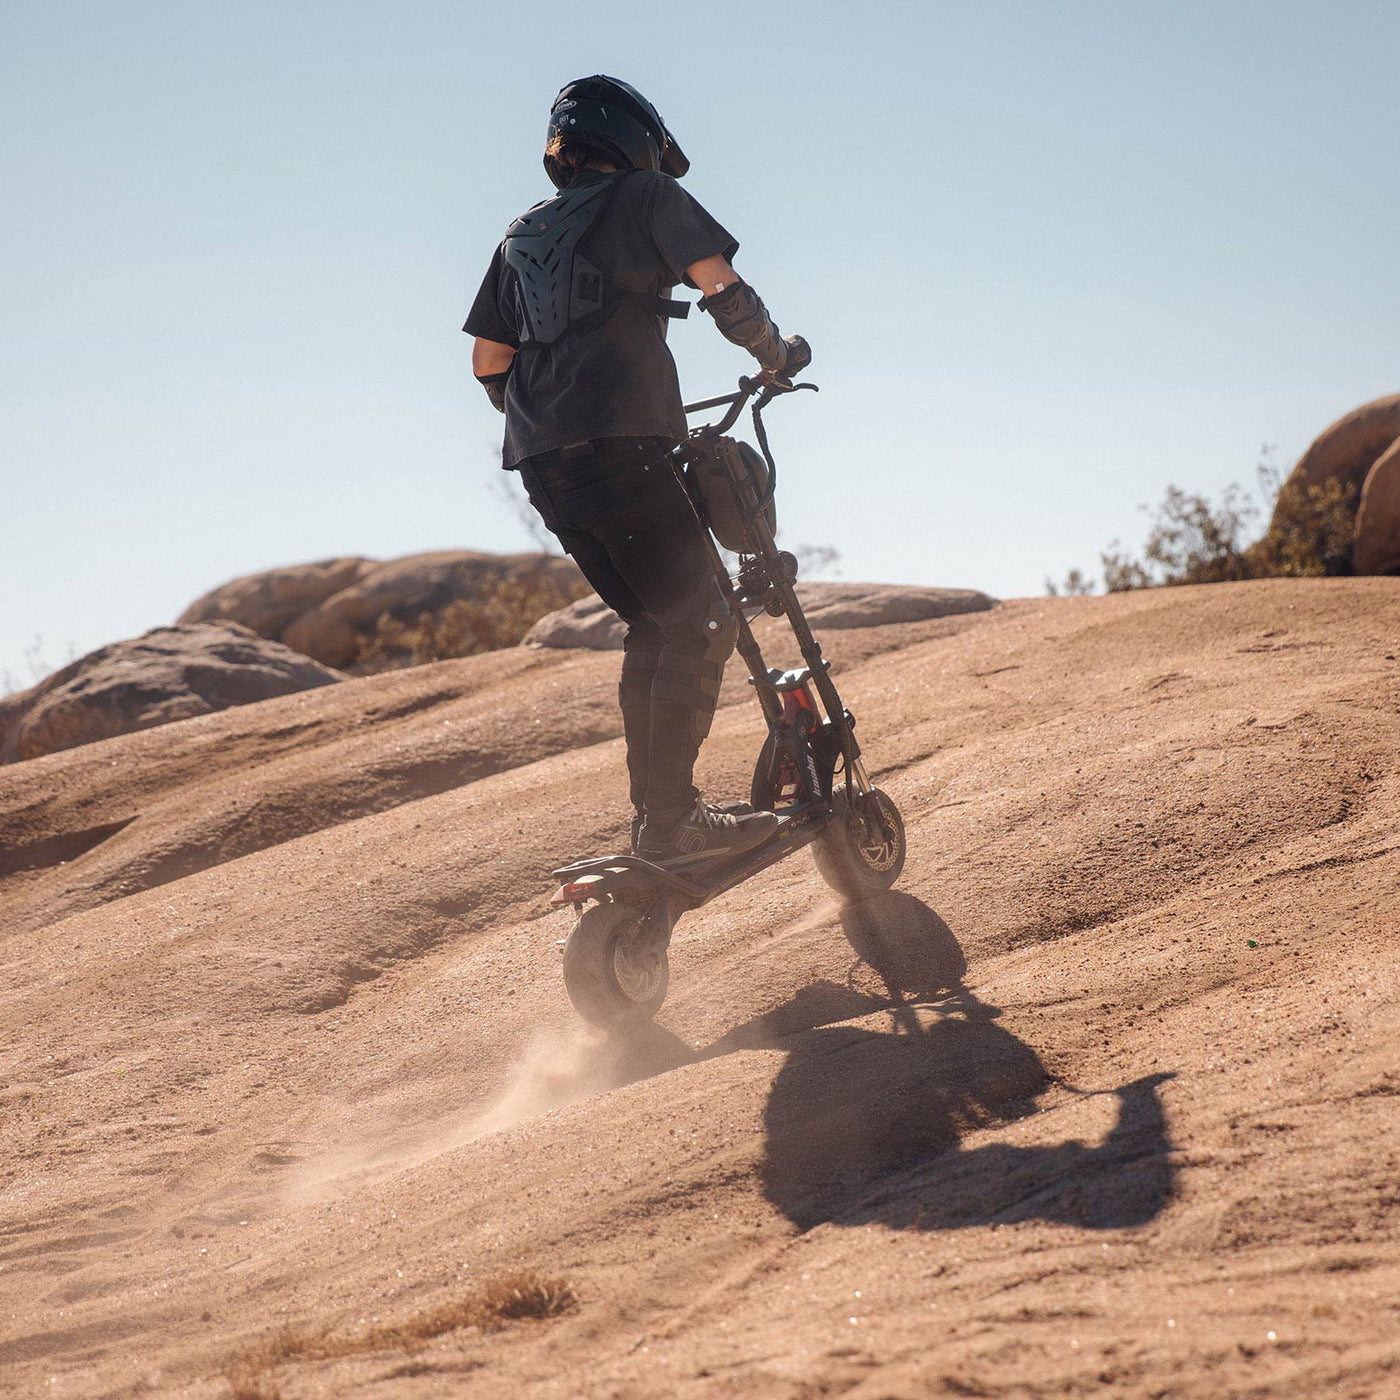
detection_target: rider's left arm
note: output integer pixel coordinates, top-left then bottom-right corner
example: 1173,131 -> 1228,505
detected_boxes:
473,338 -> 517,376
685,256 -> 809,384
473,337 -> 517,413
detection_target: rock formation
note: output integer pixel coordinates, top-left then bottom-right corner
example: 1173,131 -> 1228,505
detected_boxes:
1351,435 -> 1400,576
1270,393 -> 1400,572
180,551 -> 587,669
177,556 -> 374,640
524,582 -> 997,650
0,622 -> 342,764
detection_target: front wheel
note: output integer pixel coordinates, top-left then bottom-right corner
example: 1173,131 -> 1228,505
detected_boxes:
811,784 -> 906,901
562,902 -> 670,1028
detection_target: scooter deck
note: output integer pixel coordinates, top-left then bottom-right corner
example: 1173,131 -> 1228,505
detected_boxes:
552,804 -> 834,907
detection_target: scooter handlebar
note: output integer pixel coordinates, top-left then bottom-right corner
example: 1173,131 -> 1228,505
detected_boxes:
683,375 -> 818,431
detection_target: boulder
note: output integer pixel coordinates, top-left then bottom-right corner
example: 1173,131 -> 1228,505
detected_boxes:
1269,394 -> 1400,559
1353,437 -> 1400,576
0,623 -> 343,765
179,551 -> 587,670
280,551 -> 586,669
523,594 -> 629,650
178,556 -> 373,640
523,582 -> 998,651
797,582 -> 996,629
1279,394 -> 1400,500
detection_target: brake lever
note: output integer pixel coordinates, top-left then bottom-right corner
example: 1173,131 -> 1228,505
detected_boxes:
754,379 -> 819,410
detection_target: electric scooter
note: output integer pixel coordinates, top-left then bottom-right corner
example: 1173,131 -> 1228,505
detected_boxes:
549,374 -> 907,1027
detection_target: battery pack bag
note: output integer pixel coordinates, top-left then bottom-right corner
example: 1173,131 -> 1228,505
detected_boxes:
685,435 -> 777,553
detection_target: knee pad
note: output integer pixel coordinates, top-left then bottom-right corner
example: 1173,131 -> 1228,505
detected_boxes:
652,578 -> 736,656
650,587 -> 737,734
700,593 -> 739,666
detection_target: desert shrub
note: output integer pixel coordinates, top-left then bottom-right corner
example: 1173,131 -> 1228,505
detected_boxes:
1101,480 -> 1261,591
1052,453 -> 1359,595
1044,567 -> 1095,597
791,542 -> 841,578
352,574 -> 591,673
490,473 -> 560,555
1248,469 -> 1356,577
2,635 -> 74,698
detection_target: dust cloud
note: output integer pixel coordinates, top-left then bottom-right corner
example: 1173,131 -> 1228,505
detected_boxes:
292,1019 -> 689,1202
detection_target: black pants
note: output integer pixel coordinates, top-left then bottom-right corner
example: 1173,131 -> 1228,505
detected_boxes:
517,437 -> 737,827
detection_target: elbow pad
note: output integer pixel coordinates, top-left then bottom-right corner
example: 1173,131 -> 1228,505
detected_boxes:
476,368 -> 511,414
698,279 -> 789,373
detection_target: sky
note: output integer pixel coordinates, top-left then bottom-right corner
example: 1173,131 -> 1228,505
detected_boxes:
3,0 -> 1398,687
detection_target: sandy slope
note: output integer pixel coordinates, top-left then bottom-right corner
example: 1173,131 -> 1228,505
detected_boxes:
2,579 -> 1399,1399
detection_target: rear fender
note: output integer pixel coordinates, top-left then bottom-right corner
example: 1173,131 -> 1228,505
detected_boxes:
549,854 -> 704,907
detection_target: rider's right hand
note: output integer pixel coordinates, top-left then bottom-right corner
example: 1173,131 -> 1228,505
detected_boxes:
782,334 -> 811,377
760,335 -> 811,389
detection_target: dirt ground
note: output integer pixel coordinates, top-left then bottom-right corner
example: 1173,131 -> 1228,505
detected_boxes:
3,578 -> 1399,1399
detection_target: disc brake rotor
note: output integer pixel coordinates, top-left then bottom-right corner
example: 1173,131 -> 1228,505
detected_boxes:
852,794 -> 900,871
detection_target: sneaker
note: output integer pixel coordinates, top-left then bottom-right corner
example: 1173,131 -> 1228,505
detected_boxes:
631,801 -> 756,855
638,799 -> 779,862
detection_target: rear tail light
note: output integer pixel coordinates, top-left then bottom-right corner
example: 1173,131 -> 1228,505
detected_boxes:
550,874 -> 606,906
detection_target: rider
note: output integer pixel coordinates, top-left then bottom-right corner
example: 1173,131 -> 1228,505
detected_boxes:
465,75 -> 811,860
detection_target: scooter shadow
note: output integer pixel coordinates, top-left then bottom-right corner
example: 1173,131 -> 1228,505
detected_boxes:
593,890 -> 1177,1238
754,890 -> 1178,1233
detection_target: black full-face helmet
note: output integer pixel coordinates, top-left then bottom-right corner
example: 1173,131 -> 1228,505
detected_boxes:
544,75 -> 690,190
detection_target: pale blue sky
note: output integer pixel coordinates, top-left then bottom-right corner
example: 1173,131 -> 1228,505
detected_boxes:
3,1 -> 1397,684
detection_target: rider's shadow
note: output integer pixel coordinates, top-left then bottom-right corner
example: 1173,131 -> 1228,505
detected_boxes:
756,892 -> 1178,1234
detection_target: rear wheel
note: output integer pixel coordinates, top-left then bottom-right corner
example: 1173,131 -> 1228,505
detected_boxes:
811,784 -> 906,901
562,902 -> 670,1028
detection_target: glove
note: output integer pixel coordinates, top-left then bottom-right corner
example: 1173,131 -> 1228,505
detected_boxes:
781,334 -> 811,378
760,335 -> 812,389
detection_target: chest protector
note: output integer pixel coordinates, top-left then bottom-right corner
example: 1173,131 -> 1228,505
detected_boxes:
503,173 -> 688,347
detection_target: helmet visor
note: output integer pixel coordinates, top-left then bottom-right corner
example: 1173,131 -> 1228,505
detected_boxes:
659,126 -> 689,179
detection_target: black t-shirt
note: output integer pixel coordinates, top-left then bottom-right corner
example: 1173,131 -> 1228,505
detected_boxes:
464,168 -> 738,468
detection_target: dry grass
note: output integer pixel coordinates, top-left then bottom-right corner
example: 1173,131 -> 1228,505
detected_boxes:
223,1362 -> 283,1400
352,575 -> 591,673
222,1270 -> 575,1396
